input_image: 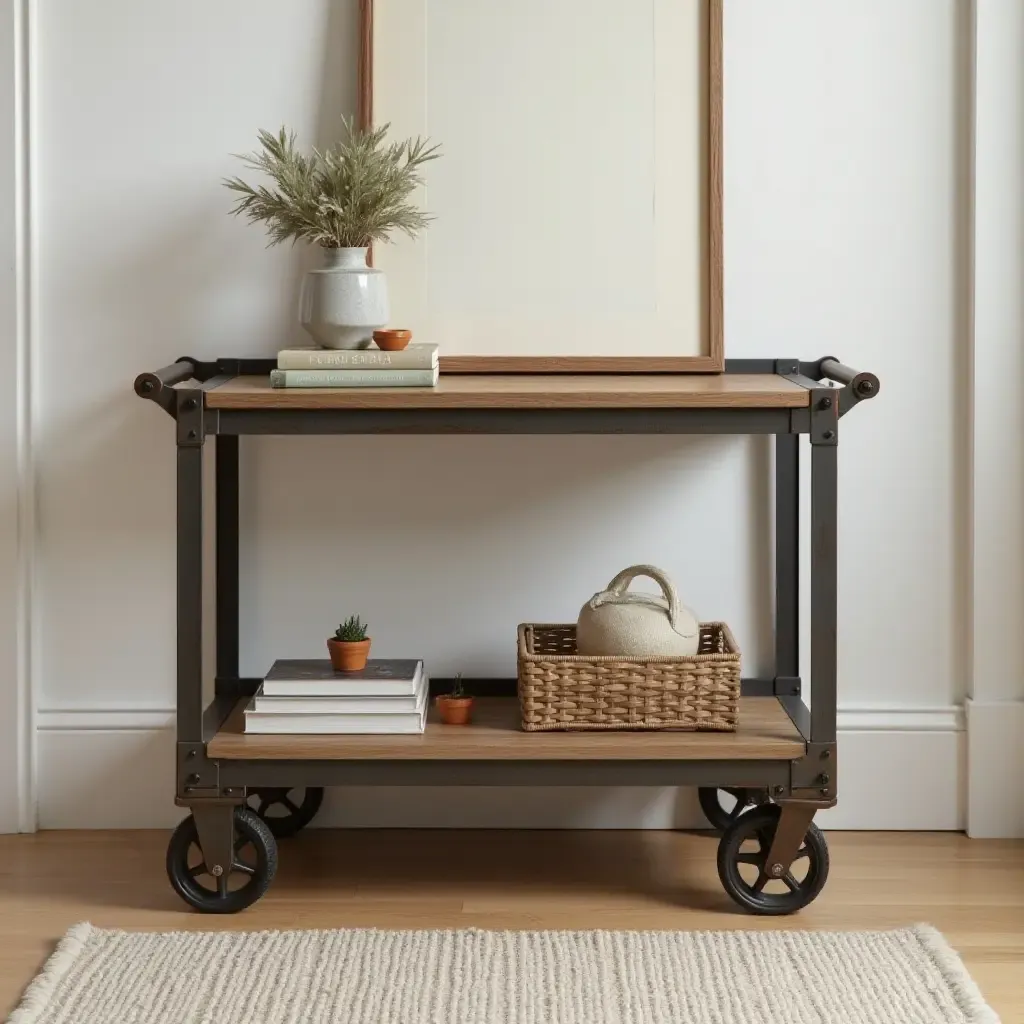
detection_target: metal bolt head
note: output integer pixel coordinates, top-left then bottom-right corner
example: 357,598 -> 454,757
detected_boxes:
186,748 -> 198,760
186,773 -> 200,786
768,862 -> 784,878
822,430 -> 836,441
210,864 -> 224,877
183,397 -> 198,410
187,429 -> 197,440
820,787 -> 830,797
773,786 -> 785,796
818,396 -> 832,410
818,773 -> 830,785
857,380 -> 875,396
820,749 -> 831,760
140,380 -> 154,394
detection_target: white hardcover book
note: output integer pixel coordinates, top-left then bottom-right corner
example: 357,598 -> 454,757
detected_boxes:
243,690 -> 428,735
251,676 -> 427,715
277,345 -> 439,371
261,659 -> 422,697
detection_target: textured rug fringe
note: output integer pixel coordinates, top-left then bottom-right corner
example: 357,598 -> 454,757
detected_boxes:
7,921 -> 93,1024
913,924 -> 1002,1024
5,921 -> 1000,1024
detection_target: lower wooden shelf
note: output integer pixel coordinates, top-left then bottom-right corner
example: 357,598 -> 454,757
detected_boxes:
207,696 -> 805,761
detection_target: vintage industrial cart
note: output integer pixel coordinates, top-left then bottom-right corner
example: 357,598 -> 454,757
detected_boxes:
134,356 -> 878,915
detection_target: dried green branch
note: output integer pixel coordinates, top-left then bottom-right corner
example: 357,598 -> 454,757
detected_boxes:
224,116 -> 441,248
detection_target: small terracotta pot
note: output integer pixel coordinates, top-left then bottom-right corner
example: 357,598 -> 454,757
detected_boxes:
327,637 -> 371,672
436,695 -> 474,725
373,329 -> 412,351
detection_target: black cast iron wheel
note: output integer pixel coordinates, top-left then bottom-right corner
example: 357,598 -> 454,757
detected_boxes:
247,787 -> 324,838
717,803 -> 829,915
698,787 -> 768,832
166,807 -> 277,913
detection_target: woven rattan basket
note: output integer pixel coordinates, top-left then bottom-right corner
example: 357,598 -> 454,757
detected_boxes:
517,622 -> 740,732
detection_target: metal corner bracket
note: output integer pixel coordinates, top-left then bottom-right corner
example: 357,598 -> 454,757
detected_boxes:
808,388 -> 839,446
774,676 -> 801,697
790,741 -> 837,801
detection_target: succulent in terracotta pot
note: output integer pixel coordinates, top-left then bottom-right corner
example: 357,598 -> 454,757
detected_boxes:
327,615 -> 371,672
436,673 -> 474,725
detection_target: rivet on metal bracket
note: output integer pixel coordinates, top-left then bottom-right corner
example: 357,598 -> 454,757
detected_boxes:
176,389 -> 205,446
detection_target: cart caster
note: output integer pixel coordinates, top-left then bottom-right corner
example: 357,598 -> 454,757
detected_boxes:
247,787 -> 324,838
698,787 -> 769,832
166,807 -> 277,913
717,803 -> 829,915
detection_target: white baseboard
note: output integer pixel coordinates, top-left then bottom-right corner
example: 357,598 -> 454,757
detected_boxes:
965,698 -> 1024,838
34,705 -> 966,831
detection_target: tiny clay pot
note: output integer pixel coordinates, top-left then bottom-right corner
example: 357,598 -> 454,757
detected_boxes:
327,638 -> 371,672
436,695 -> 474,725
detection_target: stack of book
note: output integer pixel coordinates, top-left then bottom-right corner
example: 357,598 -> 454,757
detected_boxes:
270,345 -> 439,389
243,658 -> 428,734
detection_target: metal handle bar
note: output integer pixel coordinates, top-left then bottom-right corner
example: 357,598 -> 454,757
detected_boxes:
134,359 -> 196,400
819,358 -> 879,400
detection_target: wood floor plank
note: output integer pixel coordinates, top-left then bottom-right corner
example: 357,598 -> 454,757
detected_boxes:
0,829 -> 1019,1020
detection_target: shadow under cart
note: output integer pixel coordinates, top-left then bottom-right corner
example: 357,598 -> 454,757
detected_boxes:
134,354 -> 879,915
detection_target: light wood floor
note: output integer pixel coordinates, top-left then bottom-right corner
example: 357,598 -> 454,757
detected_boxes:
0,829 -> 1020,1020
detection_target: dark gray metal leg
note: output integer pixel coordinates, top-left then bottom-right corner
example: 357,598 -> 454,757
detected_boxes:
775,433 -> 800,689
216,435 -> 240,688
177,444 -> 204,743
810,441 -> 838,745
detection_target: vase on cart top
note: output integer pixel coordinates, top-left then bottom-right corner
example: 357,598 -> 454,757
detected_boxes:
299,246 -> 389,350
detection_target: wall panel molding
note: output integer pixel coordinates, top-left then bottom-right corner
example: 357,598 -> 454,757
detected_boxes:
0,0 -> 37,834
967,0 -> 1024,837
36,705 -> 964,832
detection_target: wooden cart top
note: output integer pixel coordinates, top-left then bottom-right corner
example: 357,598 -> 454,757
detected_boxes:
208,696 -> 806,761
203,374 -> 812,411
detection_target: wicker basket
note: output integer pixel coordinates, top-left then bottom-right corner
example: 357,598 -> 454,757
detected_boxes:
517,622 -> 740,732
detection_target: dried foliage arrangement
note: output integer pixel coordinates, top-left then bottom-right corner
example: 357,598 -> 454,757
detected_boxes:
224,116 -> 441,248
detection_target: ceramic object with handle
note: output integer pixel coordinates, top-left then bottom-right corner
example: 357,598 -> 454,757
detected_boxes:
575,564 -> 700,657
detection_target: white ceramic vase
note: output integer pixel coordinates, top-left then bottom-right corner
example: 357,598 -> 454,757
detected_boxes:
299,246 -> 389,350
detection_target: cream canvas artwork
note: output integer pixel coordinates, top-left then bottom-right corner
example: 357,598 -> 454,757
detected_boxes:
366,0 -> 723,372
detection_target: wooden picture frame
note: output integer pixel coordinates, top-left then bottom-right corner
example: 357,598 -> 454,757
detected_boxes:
360,0 -> 723,374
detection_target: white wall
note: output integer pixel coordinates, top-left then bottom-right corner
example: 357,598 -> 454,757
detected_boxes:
2,0 -> 1016,832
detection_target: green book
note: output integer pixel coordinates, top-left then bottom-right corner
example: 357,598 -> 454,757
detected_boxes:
269,367 -> 439,388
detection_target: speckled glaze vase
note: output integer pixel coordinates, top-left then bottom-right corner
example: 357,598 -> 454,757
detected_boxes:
299,247 -> 389,350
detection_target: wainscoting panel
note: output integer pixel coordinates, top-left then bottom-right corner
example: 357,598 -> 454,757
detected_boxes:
36,707 -> 964,831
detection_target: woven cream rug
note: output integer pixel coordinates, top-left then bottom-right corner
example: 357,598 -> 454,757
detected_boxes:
8,922 -> 998,1024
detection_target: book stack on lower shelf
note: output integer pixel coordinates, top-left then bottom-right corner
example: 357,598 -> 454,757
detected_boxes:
270,345 -> 439,389
243,658 -> 428,734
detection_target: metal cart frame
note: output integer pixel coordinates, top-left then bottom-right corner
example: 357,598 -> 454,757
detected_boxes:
135,355 -> 878,914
